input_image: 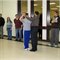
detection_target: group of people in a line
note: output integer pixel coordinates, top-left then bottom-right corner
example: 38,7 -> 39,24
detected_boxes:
0,11 -> 40,52
0,10 -> 60,52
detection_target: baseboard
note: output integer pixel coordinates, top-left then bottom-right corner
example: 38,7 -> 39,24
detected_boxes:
4,35 -> 60,43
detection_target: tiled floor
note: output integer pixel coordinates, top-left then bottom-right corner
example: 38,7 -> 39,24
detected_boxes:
0,39 -> 60,60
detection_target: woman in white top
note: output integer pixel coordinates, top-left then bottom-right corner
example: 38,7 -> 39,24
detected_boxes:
20,12 -> 31,50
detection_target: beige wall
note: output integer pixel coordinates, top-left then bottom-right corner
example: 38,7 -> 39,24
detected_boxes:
0,0 -> 17,36
0,0 -> 3,13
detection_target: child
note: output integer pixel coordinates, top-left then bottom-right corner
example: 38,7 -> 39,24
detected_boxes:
6,17 -> 12,40
20,12 -> 31,50
14,14 -> 22,42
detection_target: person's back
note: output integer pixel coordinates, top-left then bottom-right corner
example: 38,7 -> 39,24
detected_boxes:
0,17 -> 5,26
0,14 -> 5,39
20,12 -> 31,50
32,15 -> 39,27
22,17 -> 31,30
29,11 -> 40,52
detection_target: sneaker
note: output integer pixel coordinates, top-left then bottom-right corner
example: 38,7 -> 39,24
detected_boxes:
54,45 -> 59,48
27,48 -> 31,51
24,48 -> 28,51
15,39 -> 18,41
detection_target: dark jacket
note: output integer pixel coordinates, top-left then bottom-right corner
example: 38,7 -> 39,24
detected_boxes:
27,15 -> 39,27
39,14 -> 42,26
0,17 -> 5,26
50,16 -> 60,28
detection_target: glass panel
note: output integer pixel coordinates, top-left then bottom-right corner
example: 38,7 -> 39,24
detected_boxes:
21,0 -> 27,13
50,0 -> 59,18
34,0 -> 42,40
34,0 -> 42,13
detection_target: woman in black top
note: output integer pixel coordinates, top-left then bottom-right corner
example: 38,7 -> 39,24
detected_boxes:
50,11 -> 60,47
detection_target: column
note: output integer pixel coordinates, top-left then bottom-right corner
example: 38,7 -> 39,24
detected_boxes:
27,0 -> 31,17
42,0 -> 47,40
59,0 -> 60,42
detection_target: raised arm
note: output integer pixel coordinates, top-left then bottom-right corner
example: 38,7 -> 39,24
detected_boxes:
19,15 -> 24,23
26,16 -> 34,22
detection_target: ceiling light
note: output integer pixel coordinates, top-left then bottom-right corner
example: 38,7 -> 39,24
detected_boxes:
56,6 -> 60,8
34,0 -> 37,1
51,8 -> 58,10
50,2 -> 56,5
34,4 -> 38,6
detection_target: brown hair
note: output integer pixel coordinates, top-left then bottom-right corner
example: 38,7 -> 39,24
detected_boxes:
54,10 -> 59,15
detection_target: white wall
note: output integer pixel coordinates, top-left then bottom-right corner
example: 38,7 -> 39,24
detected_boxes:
0,0 -> 17,36
0,0 -> 3,13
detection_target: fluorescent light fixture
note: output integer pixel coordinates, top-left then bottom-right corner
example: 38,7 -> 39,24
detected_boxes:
50,2 -> 56,5
56,6 -> 60,8
51,8 -> 58,10
34,0 -> 37,1
34,4 -> 38,6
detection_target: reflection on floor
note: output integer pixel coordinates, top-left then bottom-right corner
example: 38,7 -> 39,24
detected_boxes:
0,39 -> 60,60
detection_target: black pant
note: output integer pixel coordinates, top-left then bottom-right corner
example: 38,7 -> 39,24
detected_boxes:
38,29 -> 42,39
31,27 -> 38,50
0,26 -> 3,39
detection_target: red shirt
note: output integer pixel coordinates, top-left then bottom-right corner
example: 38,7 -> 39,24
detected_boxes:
14,19 -> 22,29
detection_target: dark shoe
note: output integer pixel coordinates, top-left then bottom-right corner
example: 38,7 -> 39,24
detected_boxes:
50,45 -> 54,47
1,37 -> 4,39
18,39 -> 23,42
30,49 -> 37,52
7,38 -> 12,40
7,38 -> 9,40
9,39 -> 12,40
15,39 -> 18,41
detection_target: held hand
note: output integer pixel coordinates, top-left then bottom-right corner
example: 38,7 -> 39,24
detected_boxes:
51,20 -> 55,23
19,15 -> 23,20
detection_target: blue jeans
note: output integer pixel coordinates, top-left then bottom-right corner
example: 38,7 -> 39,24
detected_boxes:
16,28 -> 22,40
7,28 -> 12,39
23,30 -> 31,49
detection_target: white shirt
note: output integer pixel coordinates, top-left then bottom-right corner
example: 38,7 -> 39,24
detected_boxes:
20,17 -> 31,30
52,17 -> 58,23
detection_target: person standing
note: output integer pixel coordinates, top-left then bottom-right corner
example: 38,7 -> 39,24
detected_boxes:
29,11 -> 40,52
38,13 -> 42,39
6,17 -> 12,40
0,13 -> 5,39
14,14 -> 22,42
20,12 -> 31,50
50,10 -> 60,47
